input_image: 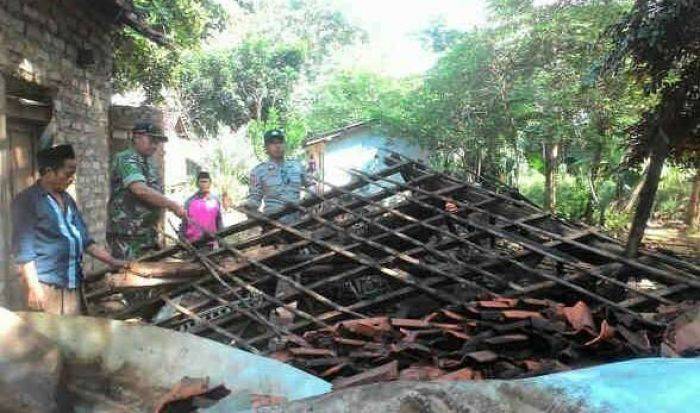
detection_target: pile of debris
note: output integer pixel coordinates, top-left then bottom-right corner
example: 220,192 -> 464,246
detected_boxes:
277,298 -> 685,388
86,154 -> 700,386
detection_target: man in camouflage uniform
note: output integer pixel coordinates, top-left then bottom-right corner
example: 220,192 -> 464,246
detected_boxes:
244,129 -> 309,226
108,122 -> 186,259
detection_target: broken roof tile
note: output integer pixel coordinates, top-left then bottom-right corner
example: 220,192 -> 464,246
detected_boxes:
332,361 -> 399,389
501,310 -> 544,320
465,350 -> 499,363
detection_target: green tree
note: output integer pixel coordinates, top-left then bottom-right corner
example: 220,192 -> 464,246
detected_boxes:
303,70 -> 411,133
396,0 -> 644,221
604,0 -> 700,252
177,38 -> 305,136
113,0 -> 227,101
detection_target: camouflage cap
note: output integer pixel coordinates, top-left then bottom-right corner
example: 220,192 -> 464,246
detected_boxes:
132,122 -> 168,142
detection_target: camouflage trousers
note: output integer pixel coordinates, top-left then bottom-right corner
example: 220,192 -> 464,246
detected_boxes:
107,233 -> 161,308
107,233 -> 159,260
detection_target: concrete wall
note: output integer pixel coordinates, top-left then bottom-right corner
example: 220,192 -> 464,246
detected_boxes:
0,0 -> 119,306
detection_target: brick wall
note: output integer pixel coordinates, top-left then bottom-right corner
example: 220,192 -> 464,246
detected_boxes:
0,0 -> 119,304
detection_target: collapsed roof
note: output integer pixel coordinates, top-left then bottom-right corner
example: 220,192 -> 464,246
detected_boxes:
87,154 -> 700,384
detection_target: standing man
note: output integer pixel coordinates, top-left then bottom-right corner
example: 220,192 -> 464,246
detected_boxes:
180,171 -> 224,249
12,145 -> 126,315
245,129 -> 310,332
108,122 -> 186,259
245,129 -> 308,226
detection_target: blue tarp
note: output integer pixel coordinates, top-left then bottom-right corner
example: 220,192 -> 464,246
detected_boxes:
278,358 -> 700,412
525,358 -> 700,413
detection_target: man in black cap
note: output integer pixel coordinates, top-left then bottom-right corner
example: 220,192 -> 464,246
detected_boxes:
11,145 -> 126,315
244,129 -> 309,225
245,129 -> 311,334
107,122 -> 186,259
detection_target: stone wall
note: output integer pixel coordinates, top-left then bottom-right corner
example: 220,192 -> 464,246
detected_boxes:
0,0 -> 120,305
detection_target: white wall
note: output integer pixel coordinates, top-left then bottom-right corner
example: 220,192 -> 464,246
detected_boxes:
321,129 -> 425,190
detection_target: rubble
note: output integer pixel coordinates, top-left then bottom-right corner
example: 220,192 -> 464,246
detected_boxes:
154,377 -> 230,413
86,154 -> 700,387
276,298 -> 687,386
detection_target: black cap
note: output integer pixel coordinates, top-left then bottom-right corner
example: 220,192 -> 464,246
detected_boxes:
132,122 -> 167,142
37,144 -> 76,171
263,129 -> 285,146
197,171 -> 211,180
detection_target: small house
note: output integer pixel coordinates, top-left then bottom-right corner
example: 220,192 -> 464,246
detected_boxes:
303,122 -> 426,194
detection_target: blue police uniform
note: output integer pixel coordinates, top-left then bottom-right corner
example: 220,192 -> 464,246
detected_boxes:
246,159 -> 308,224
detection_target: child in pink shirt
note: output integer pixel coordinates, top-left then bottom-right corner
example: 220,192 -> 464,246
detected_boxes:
180,172 -> 223,248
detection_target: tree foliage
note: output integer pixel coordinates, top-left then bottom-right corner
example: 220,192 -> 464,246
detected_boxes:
174,0 -> 363,137
113,0 -> 227,101
178,38 -> 305,135
604,0 -> 700,164
303,71 -> 412,133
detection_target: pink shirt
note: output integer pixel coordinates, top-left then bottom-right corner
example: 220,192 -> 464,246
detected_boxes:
183,194 -> 222,243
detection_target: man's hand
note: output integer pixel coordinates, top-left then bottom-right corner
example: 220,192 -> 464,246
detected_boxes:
170,203 -> 187,220
109,259 -> 129,270
445,201 -> 460,214
19,262 -> 45,310
86,244 -> 129,271
128,182 -> 186,219
26,280 -> 45,310
19,261 -> 46,310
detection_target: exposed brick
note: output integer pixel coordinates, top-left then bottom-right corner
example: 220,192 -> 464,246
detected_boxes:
7,0 -> 21,14
0,0 -> 115,254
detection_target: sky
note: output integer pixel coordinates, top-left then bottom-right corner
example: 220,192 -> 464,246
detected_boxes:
331,0 -> 488,76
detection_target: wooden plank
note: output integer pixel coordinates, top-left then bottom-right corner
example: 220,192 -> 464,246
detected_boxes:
0,75 -> 11,308
395,159 -> 700,285
6,97 -> 51,123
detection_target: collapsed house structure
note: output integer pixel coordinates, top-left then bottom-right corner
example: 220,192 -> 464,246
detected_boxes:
86,154 -> 700,388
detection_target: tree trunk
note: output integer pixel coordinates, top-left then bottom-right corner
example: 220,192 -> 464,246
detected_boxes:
583,143 -> 603,224
686,167 -> 700,232
625,132 -> 670,257
476,147 -> 482,180
254,93 -> 264,121
543,142 -> 559,213
624,157 -> 651,213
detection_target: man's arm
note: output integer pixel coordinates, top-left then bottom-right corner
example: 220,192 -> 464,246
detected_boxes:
86,244 -> 127,268
11,194 -> 44,308
128,182 -> 186,218
244,168 -> 263,211
178,195 -> 193,239
18,261 -> 44,309
69,200 -> 127,268
116,153 -> 186,218
300,161 -> 311,188
216,208 -> 224,231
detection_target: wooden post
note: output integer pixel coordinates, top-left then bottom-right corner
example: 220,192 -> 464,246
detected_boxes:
0,75 -> 11,307
625,130 -> 671,257
686,166 -> 700,232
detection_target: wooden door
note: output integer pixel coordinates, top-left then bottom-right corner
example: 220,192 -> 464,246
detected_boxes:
7,120 -> 38,197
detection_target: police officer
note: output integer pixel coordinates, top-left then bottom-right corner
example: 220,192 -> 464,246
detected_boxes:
245,129 -> 311,333
107,122 -> 186,259
245,129 -> 308,226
